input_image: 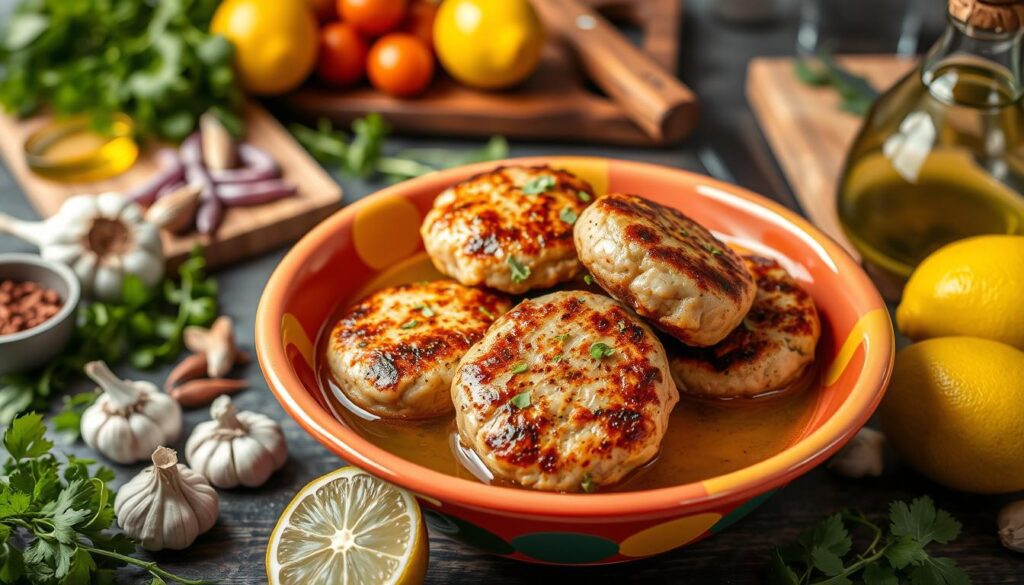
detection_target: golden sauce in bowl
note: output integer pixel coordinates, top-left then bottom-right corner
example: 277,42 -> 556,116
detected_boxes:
316,252 -> 821,492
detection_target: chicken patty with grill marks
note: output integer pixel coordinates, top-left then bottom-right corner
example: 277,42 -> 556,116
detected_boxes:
669,255 -> 820,398
574,193 -> 756,346
451,291 -> 679,492
420,165 -> 595,294
328,280 -> 512,419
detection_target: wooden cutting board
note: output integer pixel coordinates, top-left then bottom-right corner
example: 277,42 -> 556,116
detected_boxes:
278,0 -> 692,146
0,102 -> 342,269
746,56 -> 916,255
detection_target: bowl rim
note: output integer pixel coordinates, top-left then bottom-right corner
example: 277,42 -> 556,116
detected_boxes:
256,157 -> 894,519
0,253 -> 81,344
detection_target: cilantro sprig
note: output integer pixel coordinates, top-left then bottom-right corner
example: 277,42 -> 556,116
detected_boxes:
0,248 -> 218,433
769,496 -> 969,585
0,413 -> 210,584
522,175 -> 556,196
507,256 -> 530,284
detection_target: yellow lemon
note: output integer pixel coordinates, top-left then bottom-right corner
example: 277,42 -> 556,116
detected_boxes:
879,337 -> 1024,494
433,0 -> 544,89
896,235 -> 1024,349
267,467 -> 428,585
211,0 -> 318,96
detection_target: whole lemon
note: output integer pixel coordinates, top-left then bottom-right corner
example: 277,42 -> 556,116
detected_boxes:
433,0 -> 544,90
896,235 -> 1024,349
880,337 -> 1024,494
211,0 -> 319,96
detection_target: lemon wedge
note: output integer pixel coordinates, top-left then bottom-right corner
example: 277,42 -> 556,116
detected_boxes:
267,467 -> 428,585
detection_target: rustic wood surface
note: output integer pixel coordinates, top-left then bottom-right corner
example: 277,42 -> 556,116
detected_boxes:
746,55 -> 917,256
0,101 -> 342,268
278,0 -> 698,146
0,1 -> 1020,583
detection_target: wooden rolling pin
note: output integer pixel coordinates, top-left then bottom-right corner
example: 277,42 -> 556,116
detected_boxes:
532,0 -> 699,143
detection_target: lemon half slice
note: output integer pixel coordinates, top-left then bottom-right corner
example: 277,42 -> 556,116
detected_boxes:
267,467 -> 428,585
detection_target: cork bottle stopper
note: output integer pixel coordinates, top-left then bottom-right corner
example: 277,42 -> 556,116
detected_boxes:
948,0 -> 1024,31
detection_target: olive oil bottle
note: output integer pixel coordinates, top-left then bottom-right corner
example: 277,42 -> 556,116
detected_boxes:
837,0 -> 1024,286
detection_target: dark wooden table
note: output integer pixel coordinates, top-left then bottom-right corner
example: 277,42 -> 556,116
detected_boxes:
1,1 -> 1021,583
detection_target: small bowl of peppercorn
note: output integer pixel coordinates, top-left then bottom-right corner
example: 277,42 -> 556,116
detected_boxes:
0,254 -> 81,375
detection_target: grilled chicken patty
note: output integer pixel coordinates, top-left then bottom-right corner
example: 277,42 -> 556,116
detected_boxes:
574,193 -> 756,346
420,165 -> 595,294
328,280 -> 512,419
451,291 -> 679,492
669,255 -> 820,398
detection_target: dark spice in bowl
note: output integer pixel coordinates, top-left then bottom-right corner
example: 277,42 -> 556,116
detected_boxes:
0,279 -> 63,335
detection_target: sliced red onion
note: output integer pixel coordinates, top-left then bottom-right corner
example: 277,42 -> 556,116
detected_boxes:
125,148 -> 183,205
217,180 -> 297,206
208,144 -> 282,184
196,196 -> 224,235
156,180 -> 187,199
179,132 -> 203,167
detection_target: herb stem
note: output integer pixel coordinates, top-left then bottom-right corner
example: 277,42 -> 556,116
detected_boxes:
82,546 -> 216,585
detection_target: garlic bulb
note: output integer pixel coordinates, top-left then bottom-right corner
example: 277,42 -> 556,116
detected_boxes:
115,447 -> 218,551
0,192 -> 173,301
998,500 -> 1024,553
185,395 -> 287,488
81,361 -> 182,464
827,427 -> 885,478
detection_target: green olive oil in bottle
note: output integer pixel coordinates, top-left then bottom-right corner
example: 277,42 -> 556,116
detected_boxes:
837,0 -> 1024,288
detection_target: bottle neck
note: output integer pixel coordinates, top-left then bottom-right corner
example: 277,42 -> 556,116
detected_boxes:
922,14 -> 1023,103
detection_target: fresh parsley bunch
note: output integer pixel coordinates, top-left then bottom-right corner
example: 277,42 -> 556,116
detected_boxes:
770,496 -> 970,585
794,51 -> 879,116
0,413 -> 210,584
290,115 -> 509,182
0,250 -> 218,431
0,0 -> 242,141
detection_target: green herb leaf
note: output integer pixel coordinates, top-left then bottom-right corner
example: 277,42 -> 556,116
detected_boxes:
577,190 -> 592,202
510,361 -> 529,375
416,305 -> 435,317
559,207 -> 578,225
793,51 -> 879,117
580,473 -> 597,493
479,306 -> 495,319
909,557 -> 970,585
552,355 -> 564,363
522,175 -> 556,195
583,274 -> 594,285
890,497 -> 961,546
863,563 -> 899,585
556,333 -> 571,344
400,320 -> 419,329
507,256 -> 531,283
885,536 -> 927,570
509,390 -> 531,408
589,342 -> 615,360
3,412 -> 52,460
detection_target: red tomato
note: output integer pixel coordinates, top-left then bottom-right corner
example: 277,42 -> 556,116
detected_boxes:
317,22 -> 369,87
400,0 -> 437,52
367,33 -> 434,97
338,0 -> 407,36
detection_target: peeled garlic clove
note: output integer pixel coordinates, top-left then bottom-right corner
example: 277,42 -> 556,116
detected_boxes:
999,500 -> 1024,553
115,447 -> 218,551
828,427 -> 885,478
96,191 -> 130,218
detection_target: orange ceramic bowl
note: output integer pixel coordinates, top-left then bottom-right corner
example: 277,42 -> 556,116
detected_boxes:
256,157 -> 893,564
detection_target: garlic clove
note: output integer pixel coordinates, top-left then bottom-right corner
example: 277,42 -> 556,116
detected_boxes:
96,191 -> 130,219
120,246 -> 165,289
92,264 -> 125,303
118,199 -> 144,223
73,252 -> 99,297
131,220 -> 163,256
185,395 -> 288,488
998,500 -> 1024,553
828,427 -> 885,479
232,436 -> 274,487
94,416 -> 140,465
40,242 -> 83,265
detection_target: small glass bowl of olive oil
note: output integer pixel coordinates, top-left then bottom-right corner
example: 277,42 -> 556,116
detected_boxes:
23,114 -> 138,183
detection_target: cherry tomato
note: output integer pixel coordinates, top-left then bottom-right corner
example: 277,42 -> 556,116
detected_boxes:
367,33 -> 434,97
317,22 -> 369,87
400,0 -> 437,52
338,0 -> 407,36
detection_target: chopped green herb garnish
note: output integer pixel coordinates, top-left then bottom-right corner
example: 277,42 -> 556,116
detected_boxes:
552,355 -> 564,363
577,190 -> 592,202
589,342 -> 615,360
556,333 -> 571,344
414,304 -> 435,317
560,207 -> 578,225
583,274 -> 594,285
400,319 -> 419,329
479,306 -> 495,319
769,496 -> 967,585
522,174 -> 556,195
510,361 -> 529,375
704,243 -> 723,255
580,473 -> 597,493
510,390 -> 531,408
507,256 -> 531,283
